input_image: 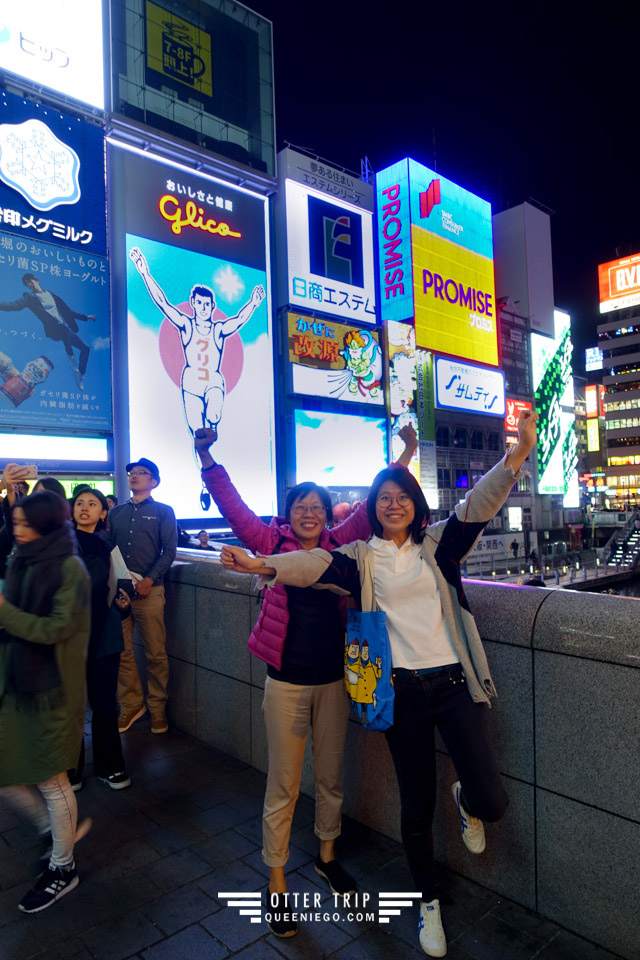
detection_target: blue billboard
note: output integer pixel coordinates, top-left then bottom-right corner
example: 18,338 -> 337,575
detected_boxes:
0,90 -> 107,256
0,232 -> 111,431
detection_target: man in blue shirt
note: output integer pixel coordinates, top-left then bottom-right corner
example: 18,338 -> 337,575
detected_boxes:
105,458 -> 177,734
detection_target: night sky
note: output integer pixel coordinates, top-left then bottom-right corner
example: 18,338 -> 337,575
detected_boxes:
249,0 -> 639,373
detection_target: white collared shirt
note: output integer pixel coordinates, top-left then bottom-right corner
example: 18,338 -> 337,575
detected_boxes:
368,535 -> 460,670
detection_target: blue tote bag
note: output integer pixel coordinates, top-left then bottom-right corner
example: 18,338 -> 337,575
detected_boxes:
344,609 -> 394,731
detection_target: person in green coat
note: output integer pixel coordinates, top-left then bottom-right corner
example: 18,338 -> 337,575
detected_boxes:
0,491 -> 90,914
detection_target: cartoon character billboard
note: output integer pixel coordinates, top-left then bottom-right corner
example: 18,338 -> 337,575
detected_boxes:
287,312 -> 382,405
109,144 -> 276,519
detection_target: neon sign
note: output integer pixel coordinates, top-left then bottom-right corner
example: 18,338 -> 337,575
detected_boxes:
159,195 -> 242,238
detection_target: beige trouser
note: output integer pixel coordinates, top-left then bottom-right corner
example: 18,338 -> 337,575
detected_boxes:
117,585 -> 168,715
262,676 -> 350,867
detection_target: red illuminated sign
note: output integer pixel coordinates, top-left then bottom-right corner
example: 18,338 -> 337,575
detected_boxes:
585,384 -> 605,418
598,252 -> 640,313
505,398 -> 532,433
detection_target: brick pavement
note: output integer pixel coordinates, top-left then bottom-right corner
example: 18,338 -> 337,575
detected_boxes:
0,720 -> 622,960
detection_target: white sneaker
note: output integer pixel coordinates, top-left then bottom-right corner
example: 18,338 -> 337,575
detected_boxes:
451,781 -> 485,854
418,899 -> 447,957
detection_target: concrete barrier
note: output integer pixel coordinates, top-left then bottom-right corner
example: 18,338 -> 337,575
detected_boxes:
150,557 -> 639,959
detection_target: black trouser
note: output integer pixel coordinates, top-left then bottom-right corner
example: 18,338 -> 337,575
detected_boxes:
385,663 -> 508,901
74,652 -> 125,779
56,327 -> 90,375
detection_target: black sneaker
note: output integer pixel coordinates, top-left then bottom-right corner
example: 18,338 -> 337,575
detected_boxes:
19,863 -> 79,913
98,771 -> 132,790
265,891 -> 298,938
314,857 -> 356,896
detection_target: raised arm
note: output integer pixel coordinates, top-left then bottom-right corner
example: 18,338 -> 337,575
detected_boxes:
219,284 -> 265,337
396,423 -> 418,468
194,428 -> 276,554
429,408 -> 538,562
129,246 -> 188,334
0,294 -> 29,312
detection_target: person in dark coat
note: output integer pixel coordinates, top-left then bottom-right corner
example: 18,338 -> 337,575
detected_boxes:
0,492 -> 90,913
70,489 -> 131,791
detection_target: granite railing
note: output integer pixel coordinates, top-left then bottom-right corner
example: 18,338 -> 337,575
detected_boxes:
131,556 -> 639,959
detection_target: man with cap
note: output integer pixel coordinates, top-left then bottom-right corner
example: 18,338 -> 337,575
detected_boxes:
105,458 -> 177,734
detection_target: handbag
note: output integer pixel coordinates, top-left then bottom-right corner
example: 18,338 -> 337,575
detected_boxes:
344,609 -> 394,731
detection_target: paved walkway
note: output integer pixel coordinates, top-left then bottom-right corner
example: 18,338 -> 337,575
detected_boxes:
1,720 -> 621,960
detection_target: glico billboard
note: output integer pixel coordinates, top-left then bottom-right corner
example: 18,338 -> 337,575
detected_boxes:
598,252 -> 640,313
108,143 -> 276,520
376,158 -> 498,367
531,310 -> 578,506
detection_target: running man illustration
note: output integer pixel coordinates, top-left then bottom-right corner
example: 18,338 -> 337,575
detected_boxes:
0,273 -> 95,389
129,247 -> 265,507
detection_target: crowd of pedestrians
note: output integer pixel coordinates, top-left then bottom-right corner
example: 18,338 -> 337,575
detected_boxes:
0,410 -> 537,958
0,457 -> 176,913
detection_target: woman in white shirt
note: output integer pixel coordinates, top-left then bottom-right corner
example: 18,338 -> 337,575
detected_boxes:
221,410 -> 537,958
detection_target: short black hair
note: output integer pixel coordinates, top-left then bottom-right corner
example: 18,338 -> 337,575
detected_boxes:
22,273 -> 38,286
71,487 -> 109,531
197,530 -> 208,537
17,490 -> 69,535
106,495 -> 118,506
366,466 -> 430,544
190,284 -> 214,303
285,482 -> 333,524
36,477 -> 68,501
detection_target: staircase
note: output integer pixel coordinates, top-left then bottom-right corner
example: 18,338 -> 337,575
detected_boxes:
608,513 -> 640,567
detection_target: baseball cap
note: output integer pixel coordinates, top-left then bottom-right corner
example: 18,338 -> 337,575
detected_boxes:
126,457 -> 160,483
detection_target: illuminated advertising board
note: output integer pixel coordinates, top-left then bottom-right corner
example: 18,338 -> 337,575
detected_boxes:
376,158 -> 498,366
283,179 -> 376,324
531,310 -> 578,506
585,384 -> 604,418
585,347 -> 603,371
0,91 -> 107,255
505,398 -> 533,433
0,93 -> 110,434
388,320 -> 418,466
111,0 -> 274,174
598,252 -> 640,313
0,232 -> 111,431
415,349 -> 438,508
434,356 -> 505,417
0,0 -> 104,109
288,312 -> 382,406
587,419 -> 600,452
294,409 -> 386,487
108,143 -> 276,520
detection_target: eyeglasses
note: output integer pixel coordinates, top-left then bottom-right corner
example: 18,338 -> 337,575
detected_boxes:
291,504 -> 326,516
128,470 -> 152,478
376,493 -> 412,507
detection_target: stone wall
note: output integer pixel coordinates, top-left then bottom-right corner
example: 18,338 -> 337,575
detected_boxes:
141,557 -> 640,959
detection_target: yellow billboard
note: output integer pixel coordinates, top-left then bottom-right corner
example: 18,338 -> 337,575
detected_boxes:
411,223 -> 498,366
146,1 -> 213,97
587,418 -> 600,452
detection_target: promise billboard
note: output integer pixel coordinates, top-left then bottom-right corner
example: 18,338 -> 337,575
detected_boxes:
376,158 -> 498,366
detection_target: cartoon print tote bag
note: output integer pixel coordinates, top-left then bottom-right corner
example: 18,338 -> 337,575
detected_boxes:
344,609 -> 394,731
